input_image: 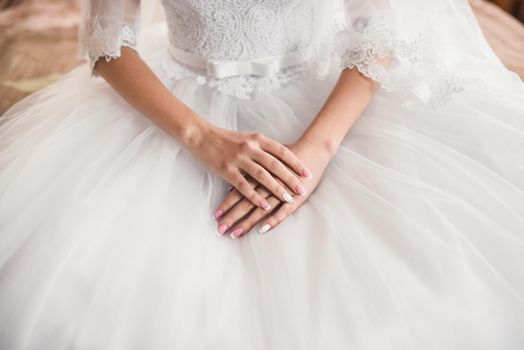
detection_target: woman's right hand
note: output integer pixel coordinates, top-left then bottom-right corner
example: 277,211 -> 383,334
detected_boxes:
187,123 -> 312,213
93,48 -> 310,210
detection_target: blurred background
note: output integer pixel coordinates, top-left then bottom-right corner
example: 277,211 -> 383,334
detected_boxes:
0,0 -> 523,114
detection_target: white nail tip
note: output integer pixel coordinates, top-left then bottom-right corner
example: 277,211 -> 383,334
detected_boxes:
230,232 -> 237,240
282,192 -> 294,203
259,224 -> 271,234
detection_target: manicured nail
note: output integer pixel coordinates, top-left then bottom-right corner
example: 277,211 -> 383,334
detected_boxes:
260,200 -> 271,211
302,167 -> 313,178
230,227 -> 243,239
217,224 -> 228,236
212,209 -> 223,221
282,192 -> 294,203
259,224 -> 271,234
295,184 -> 307,196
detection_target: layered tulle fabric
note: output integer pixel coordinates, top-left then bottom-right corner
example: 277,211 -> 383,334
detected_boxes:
1,24 -> 524,349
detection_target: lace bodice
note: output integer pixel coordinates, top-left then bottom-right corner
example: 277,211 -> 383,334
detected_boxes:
158,0 -> 322,98
163,0 -> 315,61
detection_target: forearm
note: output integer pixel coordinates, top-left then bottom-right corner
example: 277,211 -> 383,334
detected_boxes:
94,47 -> 207,148
300,68 -> 378,157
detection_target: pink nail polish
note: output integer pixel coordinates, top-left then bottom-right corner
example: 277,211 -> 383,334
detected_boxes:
212,209 -> 223,221
302,167 -> 313,178
295,184 -> 308,196
259,200 -> 271,211
230,227 -> 244,239
217,224 -> 228,236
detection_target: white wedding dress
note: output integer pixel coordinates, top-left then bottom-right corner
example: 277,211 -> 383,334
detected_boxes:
1,0 -> 524,349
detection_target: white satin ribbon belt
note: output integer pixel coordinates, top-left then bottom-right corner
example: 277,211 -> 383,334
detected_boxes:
169,46 -> 313,79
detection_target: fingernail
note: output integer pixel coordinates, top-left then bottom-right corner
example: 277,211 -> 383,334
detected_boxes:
230,227 -> 243,239
217,224 -> 228,236
259,224 -> 271,234
295,184 -> 307,196
282,192 -> 294,203
302,167 -> 313,178
212,209 -> 223,221
260,200 -> 271,211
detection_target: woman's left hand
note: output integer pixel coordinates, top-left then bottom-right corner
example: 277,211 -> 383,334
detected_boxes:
212,138 -> 333,239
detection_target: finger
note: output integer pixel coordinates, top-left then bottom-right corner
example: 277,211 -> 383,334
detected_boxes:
216,185 -> 272,237
213,177 -> 257,221
258,202 -> 298,234
226,171 -> 272,213
218,196 -> 257,238
219,185 -> 272,230
255,152 -> 308,197
243,162 -> 295,205
259,136 -> 313,178
231,195 -> 282,239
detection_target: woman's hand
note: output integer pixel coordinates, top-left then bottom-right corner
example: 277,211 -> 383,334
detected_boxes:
209,67 -> 378,238
212,138 -> 333,238
94,48 -> 310,210
188,123 -> 313,211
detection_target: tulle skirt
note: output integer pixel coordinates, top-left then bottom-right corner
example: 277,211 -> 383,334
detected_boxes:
1,26 -> 524,350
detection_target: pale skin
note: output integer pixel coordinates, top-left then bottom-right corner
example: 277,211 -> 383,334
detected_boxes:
95,47 -> 378,239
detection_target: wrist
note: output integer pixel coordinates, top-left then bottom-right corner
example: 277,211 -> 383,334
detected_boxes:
180,118 -> 211,151
169,107 -> 211,150
296,134 -> 340,160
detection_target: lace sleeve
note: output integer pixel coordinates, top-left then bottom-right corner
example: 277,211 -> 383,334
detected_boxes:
79,0 -> 141,74
337,0 -> 504,108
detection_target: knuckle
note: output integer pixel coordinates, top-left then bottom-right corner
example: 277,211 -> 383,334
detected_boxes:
243,223 -> 255,232
286,175 -> 298,186
240,199 -> 254,211
268,158 -> 279,170
269,217 -> 280,226
232,150 -> 245,161
229,171 -> 240,181
250,132 -> 264,142
235,178 -> 246,191
240,139 -> 256,152
219,161 -> 232,172
255,168 -> 266,179
244,215 -> 259,229
226,172 -> 239,184
285,204 -> 297,215
249,192 -> 260,203
273,184 -> 285,195
279,206 -> 291,217
252,148 -> 265,159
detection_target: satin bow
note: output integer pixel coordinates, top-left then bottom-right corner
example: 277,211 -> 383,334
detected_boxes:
206,59 -> 280,79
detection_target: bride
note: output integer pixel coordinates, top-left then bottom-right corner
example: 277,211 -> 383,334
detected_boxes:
1,0 -> 523,348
